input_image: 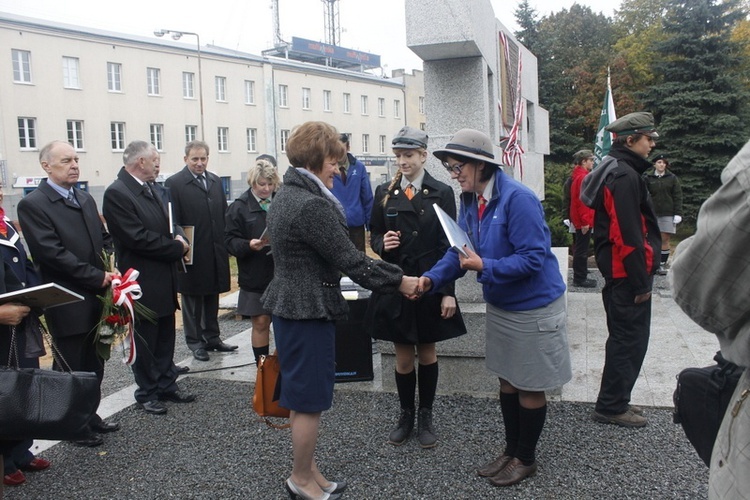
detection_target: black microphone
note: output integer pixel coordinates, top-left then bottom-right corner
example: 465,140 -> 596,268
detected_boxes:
386,207 -> 398,232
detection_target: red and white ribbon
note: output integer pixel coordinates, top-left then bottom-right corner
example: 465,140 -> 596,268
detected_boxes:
111,268 -> 143,366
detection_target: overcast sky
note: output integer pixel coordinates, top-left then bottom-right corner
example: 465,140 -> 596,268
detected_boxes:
0,0 -> 615,71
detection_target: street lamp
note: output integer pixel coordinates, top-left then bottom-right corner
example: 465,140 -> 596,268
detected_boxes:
154,29 -> 205,141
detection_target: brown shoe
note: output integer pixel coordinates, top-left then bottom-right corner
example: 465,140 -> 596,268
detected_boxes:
591,409 -> 648,428
488,458 -> 537,487
477,453 -> 513,477
628,404 -> 644,415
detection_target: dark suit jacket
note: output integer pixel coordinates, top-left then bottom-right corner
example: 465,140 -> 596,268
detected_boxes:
164,166 -> 230,295
102,168 -> 185,317
17,179 -> 112,338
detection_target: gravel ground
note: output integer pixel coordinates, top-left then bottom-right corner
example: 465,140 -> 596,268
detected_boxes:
5,314 -> 708,500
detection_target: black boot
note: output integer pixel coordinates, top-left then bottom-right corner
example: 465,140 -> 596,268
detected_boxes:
388,408 -> 414,445
417,408 -> 437,448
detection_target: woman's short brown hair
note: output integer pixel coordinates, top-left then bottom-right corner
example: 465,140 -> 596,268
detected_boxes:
286,121 -> 346,173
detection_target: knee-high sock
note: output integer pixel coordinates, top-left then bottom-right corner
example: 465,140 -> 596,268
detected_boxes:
417,361 -> 439,409
500,391 -> 521,457
661,250 -> 670,264
252,345 -> 269,365
516,404 -> 547,465
395,369 -> 416,410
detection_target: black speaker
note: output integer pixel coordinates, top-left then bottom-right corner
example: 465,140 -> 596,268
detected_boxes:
335,296 -> 373,383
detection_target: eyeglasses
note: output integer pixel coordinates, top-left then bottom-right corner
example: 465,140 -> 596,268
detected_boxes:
443,162 -> 466,175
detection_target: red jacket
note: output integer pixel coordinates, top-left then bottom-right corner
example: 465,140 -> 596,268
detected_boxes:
570,165 -> 594,229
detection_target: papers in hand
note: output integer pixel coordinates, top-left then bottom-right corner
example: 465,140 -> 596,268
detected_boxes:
0,283 -> 84,309
433,203 -> 475,258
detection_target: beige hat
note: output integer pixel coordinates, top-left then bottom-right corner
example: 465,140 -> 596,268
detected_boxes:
433,129 -> 503,166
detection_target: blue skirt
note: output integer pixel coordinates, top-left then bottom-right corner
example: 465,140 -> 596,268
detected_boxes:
272,316 -> 336,413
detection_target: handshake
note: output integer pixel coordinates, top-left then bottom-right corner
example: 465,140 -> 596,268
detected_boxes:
398,275 -> 432,300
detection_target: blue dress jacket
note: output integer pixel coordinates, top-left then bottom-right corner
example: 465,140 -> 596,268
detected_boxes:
330,153 -> 373,228
424,171 -> 565,311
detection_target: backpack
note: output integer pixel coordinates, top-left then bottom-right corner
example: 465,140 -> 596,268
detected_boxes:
673,351 -> 744,466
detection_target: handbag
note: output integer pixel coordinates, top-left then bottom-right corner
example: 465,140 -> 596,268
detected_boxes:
673,351 -> 744,466
252,352 -> 290,429
0,325 -> 101,441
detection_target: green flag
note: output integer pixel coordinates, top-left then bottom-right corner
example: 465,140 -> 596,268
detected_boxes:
593,74 -> 616,167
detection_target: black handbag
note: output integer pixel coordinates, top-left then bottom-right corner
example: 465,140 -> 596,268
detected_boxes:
0,325 -> 101,441
673,351 -> 744,466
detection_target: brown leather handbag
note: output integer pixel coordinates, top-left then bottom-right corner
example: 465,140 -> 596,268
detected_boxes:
252,352 -> 290,428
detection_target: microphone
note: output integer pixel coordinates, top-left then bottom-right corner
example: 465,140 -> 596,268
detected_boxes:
386,207 -> 398,232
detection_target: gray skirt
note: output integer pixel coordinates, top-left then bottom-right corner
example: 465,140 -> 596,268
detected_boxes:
236,290 -> 270,317
657,216 -> 676,234
485,294 -> 572,392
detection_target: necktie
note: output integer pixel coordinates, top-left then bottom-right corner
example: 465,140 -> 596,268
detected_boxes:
404,184 -> 415,200
339,166 -> 347,185
143,184 -> 154,198
67,190 -> 79,207
478,194 -> 487,220
197,174 -> 207,191
0,208 -> 7,238
259,199 -> 270,211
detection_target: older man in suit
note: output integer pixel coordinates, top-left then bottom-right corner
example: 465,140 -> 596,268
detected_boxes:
102,141 -> 194,415
165,140 -> 234,362
17,140 -> 118,447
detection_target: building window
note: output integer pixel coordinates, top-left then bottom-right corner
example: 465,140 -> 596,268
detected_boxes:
107,62 -> 122,92
302,87 -> 311,110
419,96 -> 425,115
394,100 -> 401,119
12,49 -> 31,83
215,76 -> 226,102
244,80 -> 255,104
323,90 -> 331,112
62,57 -> 80,89
378,98 -> 385,117
278,84 -> 288,107
18,117 -> 36,149
343,93 -> 351,113
280,129 -> 290,152
379,135 -> 386,154
185,125 -> 197,143
147,67 -> 161,96
67,120 -> 84,150
361,95 -> 369,115
150,123 -> 164,151
246,128 -> 257,152
420,122 -> 426,131
183,72 -> 194,98
110,122 -> 126,151
362,134 -> 370,154
217,127 -> 229,152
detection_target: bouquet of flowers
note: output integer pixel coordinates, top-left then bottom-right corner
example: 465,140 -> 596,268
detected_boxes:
94,254 -> 156,364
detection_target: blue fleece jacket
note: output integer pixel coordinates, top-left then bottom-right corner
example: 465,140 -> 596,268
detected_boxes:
330,153 -> 373,228
424,171 -> 565,311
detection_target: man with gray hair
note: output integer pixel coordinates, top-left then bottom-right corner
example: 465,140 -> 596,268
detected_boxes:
18,140 -> 117,446
102,141 -> 194,415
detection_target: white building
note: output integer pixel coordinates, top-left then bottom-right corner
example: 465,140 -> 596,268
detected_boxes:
0,13 -> 426,218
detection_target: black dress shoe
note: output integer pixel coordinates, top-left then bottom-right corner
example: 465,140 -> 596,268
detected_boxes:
205,341 -> 238,352
140,400 -> 168,415
193,348 -> 209,361
72,434 -> 104,447
176,365 -> 190,375
159,390 -> 196,403
92,421 -> 121,433
573,279 -> 597,288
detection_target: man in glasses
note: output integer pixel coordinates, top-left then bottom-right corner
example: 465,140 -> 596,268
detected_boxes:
580,112 -> 661,428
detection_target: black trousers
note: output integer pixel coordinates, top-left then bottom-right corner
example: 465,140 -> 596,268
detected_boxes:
572,229 -> 591,283
595,278 -> 652,415
181,294 -> 220,351
131,315 -> 179,403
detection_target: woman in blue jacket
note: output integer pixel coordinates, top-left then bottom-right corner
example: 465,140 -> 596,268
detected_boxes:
418,129 -> 571,487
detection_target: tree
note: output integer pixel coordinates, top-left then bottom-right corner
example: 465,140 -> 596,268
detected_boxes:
514,0 -> 540,52
641,0 -> 750,226
532,4 -> 616,162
